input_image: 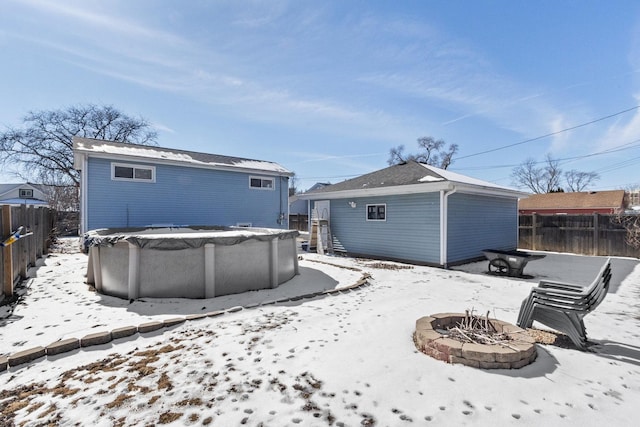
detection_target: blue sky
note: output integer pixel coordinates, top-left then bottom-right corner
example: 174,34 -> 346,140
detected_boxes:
2,0 -> 640,192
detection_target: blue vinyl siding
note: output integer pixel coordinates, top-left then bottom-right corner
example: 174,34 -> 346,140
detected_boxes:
327,193 -> 441,264
447,193 -> 518,263
86,158 -> 288,230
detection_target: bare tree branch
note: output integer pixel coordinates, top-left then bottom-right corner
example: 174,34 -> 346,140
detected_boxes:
0,104 -> 158,208
511,157 -> 547,193
512,155 -> 598,193
542,154 -> 562,193
565,170 -> 600,192
387,137 -> 458,169
387,145 -> 407,165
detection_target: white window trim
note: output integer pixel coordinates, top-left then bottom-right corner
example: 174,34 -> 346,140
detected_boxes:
111,162 -> 156,183
19,189 -> 34,198
249,175 -> 275,190
366,203 -> 387,221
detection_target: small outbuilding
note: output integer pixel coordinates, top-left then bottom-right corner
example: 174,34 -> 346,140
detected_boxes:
298,161 -> 526,267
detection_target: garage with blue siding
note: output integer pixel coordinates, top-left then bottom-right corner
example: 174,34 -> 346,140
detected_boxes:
299,161 -> 526,267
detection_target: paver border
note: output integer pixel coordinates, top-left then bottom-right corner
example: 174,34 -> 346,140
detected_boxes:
1,273 -> 371,372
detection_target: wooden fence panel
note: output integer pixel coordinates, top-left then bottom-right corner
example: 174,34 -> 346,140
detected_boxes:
519,213 -> 640,258
0,205 -> 55,301
1,206 -> 10,297
289,214 -> 308,232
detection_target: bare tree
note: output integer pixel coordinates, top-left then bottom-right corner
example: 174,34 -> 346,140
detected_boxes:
511,154 -> 599,194
0,104 -> 158,189
543,155 -> 563,193
564,170 -> 600,192
42,184 -> 80,212
511,155 -> 561,193
289,173 -> 299,196
613,213 -> 640,249
388,136 -> 458,169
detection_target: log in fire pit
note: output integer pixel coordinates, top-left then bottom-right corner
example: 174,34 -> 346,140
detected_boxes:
414,312 -> 537,369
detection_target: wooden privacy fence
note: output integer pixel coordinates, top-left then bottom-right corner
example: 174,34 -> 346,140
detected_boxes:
519,213 -> 640,258
1,205 -> 55,300
289,213 -> 309,232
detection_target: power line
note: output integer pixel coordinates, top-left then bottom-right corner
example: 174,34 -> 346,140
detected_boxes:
297,132 -> 640,186
453,138 -> 640,172
456,105 -> 640,161
464,138 -> 640,187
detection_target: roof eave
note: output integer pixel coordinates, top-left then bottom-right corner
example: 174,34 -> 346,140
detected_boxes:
72,145 -> 293,177
298,181 -> 526,200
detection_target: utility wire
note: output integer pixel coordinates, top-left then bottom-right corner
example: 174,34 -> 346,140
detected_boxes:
456,105 -> 640,161
453,138 -> 640,171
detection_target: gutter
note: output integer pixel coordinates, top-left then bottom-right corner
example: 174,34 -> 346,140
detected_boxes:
75,151 -> 294,178
440,185 -> 458,268
297,182 -> 526,201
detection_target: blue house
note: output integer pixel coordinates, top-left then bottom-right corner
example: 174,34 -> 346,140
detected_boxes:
73,137 -> 293,234
298,161 -> 526,267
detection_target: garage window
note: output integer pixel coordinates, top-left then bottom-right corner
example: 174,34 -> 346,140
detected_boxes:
366,204 -> 386,221
250,176 -> 274,190
112,163 -> 155,182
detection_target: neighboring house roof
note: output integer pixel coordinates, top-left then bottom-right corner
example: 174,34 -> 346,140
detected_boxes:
298,161 -> 525,199
0,183 -> 31,198
288,183 -> 331,213
0,183 -> 49,205
306,182 -> 331,192
518,190 -> 626,213
73,137 -> 293,176
0,198 -> 49,205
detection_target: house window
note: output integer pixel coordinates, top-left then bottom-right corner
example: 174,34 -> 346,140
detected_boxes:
19,189 -> 34,198
367,204 -> 386,221
112,163 -> 155,182
250,176 -> 274,190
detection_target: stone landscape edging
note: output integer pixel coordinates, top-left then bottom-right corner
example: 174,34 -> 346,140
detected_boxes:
0,273 -> 371,372
414,313 -> 537,369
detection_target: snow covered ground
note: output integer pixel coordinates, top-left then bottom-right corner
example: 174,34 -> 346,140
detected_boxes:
1,238 -> 639,426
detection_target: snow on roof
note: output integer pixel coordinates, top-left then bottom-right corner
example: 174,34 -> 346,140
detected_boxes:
0,198 -> 48,205
419,163 -> 517,191
301,161 -> 525,199
417,175 -> 444,183
73,137 -> 292,175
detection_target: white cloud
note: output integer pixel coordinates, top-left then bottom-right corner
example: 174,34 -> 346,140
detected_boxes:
599,96 -> 640,149
15,0 -> 186,46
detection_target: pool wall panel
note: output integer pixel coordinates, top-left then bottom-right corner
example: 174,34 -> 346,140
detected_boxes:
86,228 -> 299,299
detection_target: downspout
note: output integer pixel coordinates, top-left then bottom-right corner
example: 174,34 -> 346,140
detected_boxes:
439,185 -> 457,268
279,176 -> 284,227
80,154 -> 88,235
307,199 -> 311,234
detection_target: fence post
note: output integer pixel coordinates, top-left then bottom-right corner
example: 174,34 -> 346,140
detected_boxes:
35,207 -> 42,258
18,204 -> 28,278
43,208 -> 51,255
532,214 -> 537,251
2,205 -> 13,298
28,205 -> 36,267
593,213 -> 599,256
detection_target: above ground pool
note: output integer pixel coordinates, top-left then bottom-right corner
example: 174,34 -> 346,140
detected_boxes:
85,226 -> 299,299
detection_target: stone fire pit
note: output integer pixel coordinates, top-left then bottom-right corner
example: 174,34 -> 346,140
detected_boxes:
414,313 -> 537,369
